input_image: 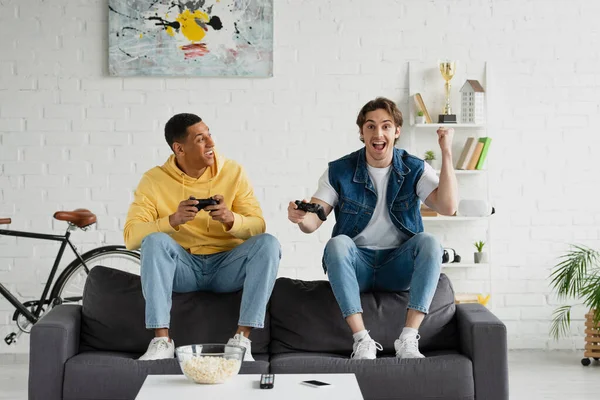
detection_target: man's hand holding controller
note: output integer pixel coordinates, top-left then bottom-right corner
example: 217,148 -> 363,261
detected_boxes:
288,199 -> 308,225
169,198 -> 200,228
287,199 -> 327,225
169,196 -> 232,229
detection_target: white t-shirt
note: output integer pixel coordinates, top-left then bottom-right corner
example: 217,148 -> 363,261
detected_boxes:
313,162 -> 439,250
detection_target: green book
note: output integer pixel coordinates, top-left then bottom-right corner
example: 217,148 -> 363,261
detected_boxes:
475,137 -> 492,170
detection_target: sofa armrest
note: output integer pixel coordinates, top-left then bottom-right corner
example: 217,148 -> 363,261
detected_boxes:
29,304 -> 82,400
456,303 -> 508,400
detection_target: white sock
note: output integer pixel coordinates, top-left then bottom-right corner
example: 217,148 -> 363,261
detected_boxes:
400,327 -> 418,341
353,330 -> 370,342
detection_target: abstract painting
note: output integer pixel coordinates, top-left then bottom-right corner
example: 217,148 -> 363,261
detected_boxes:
108,0 -> 273,77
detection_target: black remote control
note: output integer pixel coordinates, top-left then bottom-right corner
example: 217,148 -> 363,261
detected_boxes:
294,200 -> 327,221
260,373 -> 274,389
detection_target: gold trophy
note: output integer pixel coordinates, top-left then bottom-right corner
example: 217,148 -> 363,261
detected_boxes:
438,60 -> 457,123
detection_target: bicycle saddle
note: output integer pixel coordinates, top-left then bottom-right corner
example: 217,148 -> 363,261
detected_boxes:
0,218 -> 11,224
53,209 -> 97,228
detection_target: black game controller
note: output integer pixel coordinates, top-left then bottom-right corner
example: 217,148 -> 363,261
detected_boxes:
189,196 -> 219,211
295,200 -> 327,222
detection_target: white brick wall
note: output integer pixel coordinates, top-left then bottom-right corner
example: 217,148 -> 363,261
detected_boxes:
1,0 -> 599,353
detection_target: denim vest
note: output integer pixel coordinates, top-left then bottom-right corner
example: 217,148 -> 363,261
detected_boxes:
328,147 -> 425,239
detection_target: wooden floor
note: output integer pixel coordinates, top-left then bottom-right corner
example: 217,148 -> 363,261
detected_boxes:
1,351 -> 598,399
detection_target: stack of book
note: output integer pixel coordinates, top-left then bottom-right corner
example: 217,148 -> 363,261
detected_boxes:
455,137 -> 492,170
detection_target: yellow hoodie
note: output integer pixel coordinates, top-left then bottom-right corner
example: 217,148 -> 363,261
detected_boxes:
124,151 -> 265,255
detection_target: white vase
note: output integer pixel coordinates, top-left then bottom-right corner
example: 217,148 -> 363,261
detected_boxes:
416,116 -> 426,124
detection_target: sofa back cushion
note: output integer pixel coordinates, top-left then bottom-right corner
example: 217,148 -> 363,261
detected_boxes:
79,266 -> 270,354
269,274 -> 458,355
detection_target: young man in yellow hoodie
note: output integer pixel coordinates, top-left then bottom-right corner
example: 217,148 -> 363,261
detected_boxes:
124,113 -> 281,361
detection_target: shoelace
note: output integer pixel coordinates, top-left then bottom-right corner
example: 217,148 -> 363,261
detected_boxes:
351,339 -> 383,359
398,334 -> 421,354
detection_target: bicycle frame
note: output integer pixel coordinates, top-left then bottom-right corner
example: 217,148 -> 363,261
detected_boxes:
0,225 -> 90,324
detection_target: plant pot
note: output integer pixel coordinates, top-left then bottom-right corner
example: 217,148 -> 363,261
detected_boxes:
474,252 -> 487,264
416,116 -> 426,124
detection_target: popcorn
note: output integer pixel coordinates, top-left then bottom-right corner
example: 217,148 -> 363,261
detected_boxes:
181,356 -> 242,384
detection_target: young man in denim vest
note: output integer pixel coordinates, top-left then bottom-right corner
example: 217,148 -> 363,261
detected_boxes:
287,97 -> 458,359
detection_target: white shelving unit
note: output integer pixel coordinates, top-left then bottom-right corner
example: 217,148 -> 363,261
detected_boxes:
406,61 -> 494,309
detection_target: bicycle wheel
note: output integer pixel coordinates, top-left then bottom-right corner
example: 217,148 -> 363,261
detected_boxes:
50,245 -> 141,304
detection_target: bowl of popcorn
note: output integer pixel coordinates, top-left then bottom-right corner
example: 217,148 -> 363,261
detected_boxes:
176,344 -> 245,384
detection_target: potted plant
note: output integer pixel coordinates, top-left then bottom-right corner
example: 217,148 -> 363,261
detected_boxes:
549,244 -> 600,365
473,241 -> 487,263
424,150 -> 436,167
416,110 -> 426,124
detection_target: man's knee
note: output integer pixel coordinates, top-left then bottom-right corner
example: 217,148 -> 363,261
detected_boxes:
325,235 -> 355,255
140,233 -> 177,274
324,235 -> 356,272
141,232 -> 173,251
258,233 -> 281,250
247,234 -> 281,278
414,232 -> 442,257
253,233 -> 281,257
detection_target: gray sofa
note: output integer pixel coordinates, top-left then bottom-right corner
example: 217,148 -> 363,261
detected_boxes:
29,266 -> 508,400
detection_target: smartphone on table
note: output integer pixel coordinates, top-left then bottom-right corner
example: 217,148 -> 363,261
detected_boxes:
301,379 -> 331,388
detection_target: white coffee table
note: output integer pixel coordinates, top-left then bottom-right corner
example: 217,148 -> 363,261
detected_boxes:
135,373 -> 364,399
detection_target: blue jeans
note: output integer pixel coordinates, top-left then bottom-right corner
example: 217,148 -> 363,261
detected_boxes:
323,233 -> 443,318
140,232 -> 281,329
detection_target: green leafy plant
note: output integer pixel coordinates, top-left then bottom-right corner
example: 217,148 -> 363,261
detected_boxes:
474,241 -> 485,252
417,110 -> 424,117
549,244 -> 600,339
424,150 -> 435,161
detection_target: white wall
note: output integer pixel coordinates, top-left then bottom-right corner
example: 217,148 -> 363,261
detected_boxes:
1,0 -> 599,353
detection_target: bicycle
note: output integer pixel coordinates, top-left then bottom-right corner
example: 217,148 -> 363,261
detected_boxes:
0,209 -> 141,345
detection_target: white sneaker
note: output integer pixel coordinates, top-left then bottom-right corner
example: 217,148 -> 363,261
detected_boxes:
227,333 -> 255,362
394,334 -> 425,359
138,337 -> 175,361
351,338 -> 383,360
